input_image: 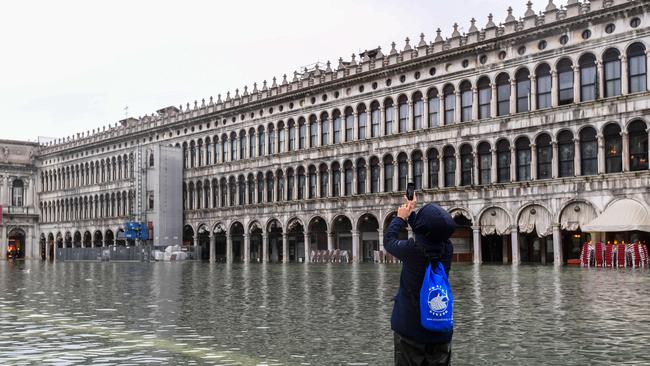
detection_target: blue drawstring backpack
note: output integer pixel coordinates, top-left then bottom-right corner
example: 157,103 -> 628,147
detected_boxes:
419,261 -> 454,333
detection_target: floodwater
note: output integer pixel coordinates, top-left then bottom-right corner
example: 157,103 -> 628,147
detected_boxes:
0,261 -> 649,365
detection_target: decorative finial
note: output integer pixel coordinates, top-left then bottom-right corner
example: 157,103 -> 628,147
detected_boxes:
234,88 -> 239,98
468,18 -> 478,33
451,23 -> 460,37
209,96 -> 213,104
350,53 -> 357,65
282,74 -> 288,85
262,80 -> 268,90
326,60 -> 332,72
545,0 -> 557,12
272,76 -> 277,87
375,46 -> 384,58
390,41 -> 397,55
217,94 -> 222,103
525,1 -> 535,17
403,37 -> 412,51
486,13 -> 496,28
435,28 -> 443,42
418,33 -> 426,47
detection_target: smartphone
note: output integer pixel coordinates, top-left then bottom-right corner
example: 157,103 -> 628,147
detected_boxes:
406,182 -> 415,201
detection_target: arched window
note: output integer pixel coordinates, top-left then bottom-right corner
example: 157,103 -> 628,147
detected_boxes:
308,165 -> 317,198
629,120 -> 649,171
267,125 -> 275,154
558,130 -> 575,177
297,167 -> 305,199
265,172 -> 274,202
238,176 -> 246,205
195,182 -> 202,208
443,146 -> 456,187
197,140 -> 204,166
370,102 -> 380,138
309,115 -> 318,147
187,182 -> 194,210
443,85 -> 455,124
333,110 -> 342,143
221,137 -> 229,162
321,112 -> 330,145
221,178 -> 228,206
397,153 -> 408,191
239,133 -> 246,160
230,178 -> 237,206
460,81 -> 472,122
370,157 -> 380,193
383,156 -> 394,192
412,151 -> 423,190
248,131 -> 255,159
604,48 -> 622,97
288,120 -> 296,151
357,159 -> 367,194
478,142 -> 491,185
149,153 -> 154,167
205,137 -> 212,164
427,149 -> 439,187
536,64 -> 552,109
286,169 -> 294,200
478,76 -> 491,119
253,175 -> 262,204
230,133 -> 237,161
11,179 -> 24,206
557,58 -> 574,105
258,127 -> 266,156
580,127 -> 598,175
358,104 -> 367,140
413,92 -> 423,129
277,170 -> 285,201
427,89 -> 439,127
385,99 -> 394,135
247,176 -> 254,204
496,140 -> 511,183
182,142 -> 188,169
344,161 -> 353,196
344,107 -> 354,141
496,73 -> 510,116
278,122 -> 286,153
460,144 -> 473,186
190,141 -> 196,168
604,124 -> 622,173
516,68 -> 531,113
298,118 -> 306,149
515,137 -> 531,181
579,54 -> 597,102
628,43 -> 647,93
398,95 -> 408,133
319,164 -> 329,197
332,162 -> 341,196
536,134 -> 553,179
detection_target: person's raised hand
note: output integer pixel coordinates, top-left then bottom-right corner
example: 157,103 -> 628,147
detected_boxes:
397,193 -> 416,220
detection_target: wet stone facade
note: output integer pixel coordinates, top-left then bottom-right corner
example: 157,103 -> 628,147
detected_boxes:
27,0 -> 650,265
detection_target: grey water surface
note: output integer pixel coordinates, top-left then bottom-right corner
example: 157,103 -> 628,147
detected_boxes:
0,261 -> 648,365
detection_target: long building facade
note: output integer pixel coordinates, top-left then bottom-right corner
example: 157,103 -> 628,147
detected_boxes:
4,0 -> 650,265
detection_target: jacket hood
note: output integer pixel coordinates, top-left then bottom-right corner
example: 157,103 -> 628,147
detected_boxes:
408,203 -> 457,243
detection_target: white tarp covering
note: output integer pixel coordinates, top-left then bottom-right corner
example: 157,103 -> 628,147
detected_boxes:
582,199 -> 650,233
560,201 -> 598,232
480,207 -> 512,236
518,204 -> 552,237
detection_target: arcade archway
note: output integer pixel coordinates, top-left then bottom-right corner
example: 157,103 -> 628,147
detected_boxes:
7,228 -> 26,259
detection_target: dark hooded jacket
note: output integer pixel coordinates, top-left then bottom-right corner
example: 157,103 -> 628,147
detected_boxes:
384,203 -> 456,344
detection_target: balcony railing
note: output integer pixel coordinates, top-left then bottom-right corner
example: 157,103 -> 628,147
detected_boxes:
2,205 -> 36,215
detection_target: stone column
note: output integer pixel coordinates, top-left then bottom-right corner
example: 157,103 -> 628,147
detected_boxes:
327,230 -> 334,251
439,96 -> 446,126
283,171 -> 289,201
490,83 -> 498,118
511,226 -> 520,265
243,233 -> 250,263
491,149 -> 498,183
422,90 -> 430,128
209,234 -> 216,262
393,161 -> 399,190
552,224 -> 563,266
510,146 -> 517,182
455,153 -> 461,186
573,65 -> 581,103
509,80 -> 517,114
393,101 -> 399,135
25,179 -> 33,207
530,144 -> 538,180
597,134 -> 606,174
262,232 -> 269,263
530,76 -> 537,111
305,120 -> 311,150
226,233 -> 232,264
272,175 -> 277,202
551,70 -> 559,108
472,153 -> 479,186
454,91 -> 461,123
407,102 -> 414,131
377,228 -> 384,252
351,230 -> 360,263
194,236 -> 200,260
379,163 -> 385,192
471,87 -> 479,121
407,159 -> 413,183
620,55 -> 629,95
379,103 -> 385,137
316,170 -> 322,197
438,156 -> 445,187
621,131 -> 630,172
282,232 -> 288,264
597,61 -> 605,99
365,164 -> 371,194
352,164 -> 357,195
316,118 -> 322,147
574,138 -> 581,176
422,157 -> 429,189
552,142 -> 559,178
303,231 -> 310,263
328,168 -> 334,196
472,227 -> 482,264
353,112 -> 359,140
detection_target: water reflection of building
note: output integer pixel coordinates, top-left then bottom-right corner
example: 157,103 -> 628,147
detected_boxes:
6,0 -> 650,265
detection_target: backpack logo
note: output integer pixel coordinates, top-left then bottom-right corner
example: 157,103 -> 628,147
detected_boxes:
427,286 -> 449,315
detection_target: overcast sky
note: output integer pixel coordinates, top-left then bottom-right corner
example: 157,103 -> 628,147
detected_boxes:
1,0 -> 538,142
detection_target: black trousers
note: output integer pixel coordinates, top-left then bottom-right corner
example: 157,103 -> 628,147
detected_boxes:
394,332 -> 451,366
